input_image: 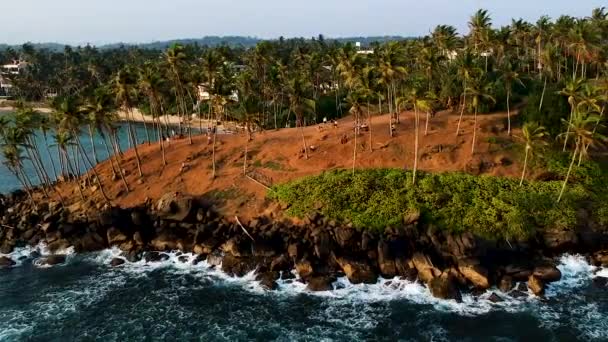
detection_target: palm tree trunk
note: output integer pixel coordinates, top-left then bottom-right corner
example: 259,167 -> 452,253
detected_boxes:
88,125 -> 100,165
243,134 -> 249,175
299,124 -> 309,160
563,106 -> 575,152
558,142 -> 578,203
538,76 -> 547,113
471,106 -> 478,154
507,89 -> 512,135
456,79 -> 467,136
369,99 -> 373,152
352,113 -> 357,175
413,105 -> 419,185
212,121 -> 218,178
425,111 -> 430,136
126,109 -> 144,178
139,109 -> 151,144
74,134 -> 110,203
43,134 -> 59,181
519,146 -> 529,186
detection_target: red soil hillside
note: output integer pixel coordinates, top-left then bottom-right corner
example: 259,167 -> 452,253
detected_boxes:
57,110 -> 526,221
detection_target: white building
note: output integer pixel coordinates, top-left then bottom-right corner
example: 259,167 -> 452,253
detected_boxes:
1,60 -> 28,75
355,42 -> 374,55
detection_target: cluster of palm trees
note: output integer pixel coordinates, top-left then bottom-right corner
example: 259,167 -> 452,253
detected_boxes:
1,7 -> 607,203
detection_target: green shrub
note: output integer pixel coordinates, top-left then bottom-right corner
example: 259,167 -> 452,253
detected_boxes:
268,168 -> 601,241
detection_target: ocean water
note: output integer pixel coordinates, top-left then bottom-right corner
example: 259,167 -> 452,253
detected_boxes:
0,248 -> 606,341
0,114 -> 195,194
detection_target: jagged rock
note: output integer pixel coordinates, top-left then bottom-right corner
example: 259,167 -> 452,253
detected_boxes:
377,240 -> 396,278
528,275 -> 545,296
592,251 -> 608,266
0,256 -> 16,268
287,243 -> 300,260
336,257 -> 377,284
222,238 -> 249,257
47,239 -> 70,253
144,251 -> 169,263
156,192 -> 195,221
110,258 -> 125,267
533,265 -> 562,283
334,227 -> 355,248
252,242 -> 276,257
542,229 -> 578,251
133,232 -> 144,246
509,290 -> 528,298
458,259 -> 490,289
498,275 -> 514,293
448,267 -> 468,286
221,255 -> 256,277
295,260 -> 314,279
207,252 -> 223,266
429,273 -> 462,302
37,255 -> 66,266
313,231 -> 332,259
516,282 -> 528,292
107,228 -> 128,246
488,292 -> 504,303
412,253 -> 440,284
150,234 -> 178,251
306,276 -> 335,292
75,232 -> 105,253
270,254 -> 291,272
256,271 -> 279,290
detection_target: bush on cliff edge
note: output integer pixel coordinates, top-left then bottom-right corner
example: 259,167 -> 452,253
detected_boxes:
268,169 -> 600,241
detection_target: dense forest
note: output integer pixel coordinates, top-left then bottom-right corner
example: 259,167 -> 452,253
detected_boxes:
0,8 -> 607,205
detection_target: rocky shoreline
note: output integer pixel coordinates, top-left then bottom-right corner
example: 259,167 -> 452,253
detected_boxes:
1,189 -> 608,301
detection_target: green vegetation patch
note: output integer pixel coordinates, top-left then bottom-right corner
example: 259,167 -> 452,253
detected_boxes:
268,168 -> 603,241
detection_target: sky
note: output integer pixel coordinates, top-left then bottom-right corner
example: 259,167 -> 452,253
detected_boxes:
2,0 -> 606,45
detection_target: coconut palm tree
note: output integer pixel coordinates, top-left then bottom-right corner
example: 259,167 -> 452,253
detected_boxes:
497,60 -> 525,135
345,89 -> 365,174
557,110 -> 606,202
559,77 -> 585,151
518,122 -> 548,185
455,50 -> 480,136
284,70 -> 315,160
400,87 -> 431,184
466,77 -> 496,154
112,68 -> 144,178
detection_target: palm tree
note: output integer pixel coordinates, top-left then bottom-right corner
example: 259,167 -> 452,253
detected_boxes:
557,110 -> 605,202
164,44 -> 190,140
345,89 -> 365,174
497,60 -> 525,135
559,77 -> 585,151
400,87 -> 431,184
466,77 -> 496,154
112,68 -> 144,178
518,122 -> 548,185
455,50 -> 479,136
284,70 -> 315,160
138,62 -> 168,165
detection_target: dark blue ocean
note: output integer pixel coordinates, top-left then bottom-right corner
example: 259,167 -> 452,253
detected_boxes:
0,248 -> 607,341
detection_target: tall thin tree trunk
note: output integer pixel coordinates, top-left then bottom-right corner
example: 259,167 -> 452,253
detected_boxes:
126,109 -> 144,178
425,110 -> 430,136
519,145 -> 529,186
88,126 -> 100,165
558,142 -> 578,203
507,89 -> 512,135
471,106 -> 478,154
456,92 -> 466,136
538,76 -> 547,113
74,135 -> 110,203
413,105 -> 419,185
212,121 -> 218,178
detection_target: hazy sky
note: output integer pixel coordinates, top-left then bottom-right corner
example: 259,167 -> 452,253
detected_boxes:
2,0 -> 605,45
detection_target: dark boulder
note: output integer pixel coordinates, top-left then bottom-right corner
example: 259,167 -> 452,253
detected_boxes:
110,258 -> 126,267
377,240 -> 397,278
144,251 -> 169,263
75,232 -> 105,253
498,275 -> 514,293
457,258 -> 490,289
295,260 -> 314,279
412,253 -> 440,284
488,292 -> 504,303
429,273 -> 462,302
270,254 -> 291,272
47,239 -> 70,253
256,271 -> 279,290
107,227 -> 128,246
37,255 -> 67,266
156,192 -> 195,221
221,255 -> 257,277
336,257 -> 377,284
533,265 -> 562,283
306,276 -> 335,292
528,275 -> 545,296
0,256 -> 16,268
